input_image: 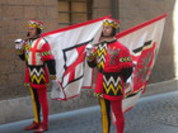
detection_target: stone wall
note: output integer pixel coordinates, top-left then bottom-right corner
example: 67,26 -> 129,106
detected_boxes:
119,0 -> 176,83
0,0 -> 60,100
92,0 -> 111,18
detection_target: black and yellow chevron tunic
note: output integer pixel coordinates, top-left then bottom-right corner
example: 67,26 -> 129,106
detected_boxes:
87,39 -> 133,100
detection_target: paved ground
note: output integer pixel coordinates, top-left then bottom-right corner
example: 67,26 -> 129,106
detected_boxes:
1,90 -> 178,133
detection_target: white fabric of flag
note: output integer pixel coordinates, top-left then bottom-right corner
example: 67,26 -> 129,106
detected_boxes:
42,14 -> 166,113
116,14 -> 167,112
42,17 -> 107,100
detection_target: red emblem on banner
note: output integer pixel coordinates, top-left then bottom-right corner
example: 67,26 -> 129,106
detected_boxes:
133,42 -> 156,91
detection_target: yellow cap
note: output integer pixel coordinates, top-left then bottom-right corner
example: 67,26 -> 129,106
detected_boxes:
28,20 -> 44,30
103,18 -> 120,29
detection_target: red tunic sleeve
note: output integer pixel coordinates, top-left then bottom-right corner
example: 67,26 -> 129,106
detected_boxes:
119,45 -> 133,70
41,42 -> 54,61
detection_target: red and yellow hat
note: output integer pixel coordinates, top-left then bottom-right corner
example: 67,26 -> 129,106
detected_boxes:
28,20 -> 44,30
103,18 -> 120,29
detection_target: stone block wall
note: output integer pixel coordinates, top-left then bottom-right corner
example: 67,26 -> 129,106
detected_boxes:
119,0 -> 176,83
0,0 -> 59,100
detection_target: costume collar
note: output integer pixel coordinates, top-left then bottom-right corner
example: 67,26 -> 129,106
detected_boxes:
28,34 -> 41,41
101,37 -> 117,44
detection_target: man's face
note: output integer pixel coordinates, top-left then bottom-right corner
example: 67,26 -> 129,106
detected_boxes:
27,26 -> 37,38
102,25 -> 113,37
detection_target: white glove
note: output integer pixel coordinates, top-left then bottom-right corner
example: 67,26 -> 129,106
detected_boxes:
133,61 -> 137,67
51,80 -> 64,99
85,43 -> 94,56
124,76 -> 133,97
14,38 -> 24,50
125,76 -> 132,88
51,80 -> 60,90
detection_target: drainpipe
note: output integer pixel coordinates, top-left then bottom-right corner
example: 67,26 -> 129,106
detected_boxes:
110,0 -> 119,19
110,0 -> 120,32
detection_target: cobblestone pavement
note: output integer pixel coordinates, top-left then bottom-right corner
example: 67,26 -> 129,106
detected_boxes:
125,91 -> 178,133
1,91 -> 178,133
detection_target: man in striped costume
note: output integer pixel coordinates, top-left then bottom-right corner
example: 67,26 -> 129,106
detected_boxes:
86,18 -> 133,133
15,20 -> 56,133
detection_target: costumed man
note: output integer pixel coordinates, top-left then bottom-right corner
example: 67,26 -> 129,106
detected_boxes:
15,20 -> 58,133
86,18 -> 133,133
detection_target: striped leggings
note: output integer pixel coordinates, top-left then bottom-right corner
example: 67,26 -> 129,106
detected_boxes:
28,87 -> 49,125
99,98 -> 124,133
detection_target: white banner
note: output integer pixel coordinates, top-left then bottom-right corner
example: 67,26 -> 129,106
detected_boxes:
117,14 -> 167,112
42,14 -> 166,112
42,17 -> 108,100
